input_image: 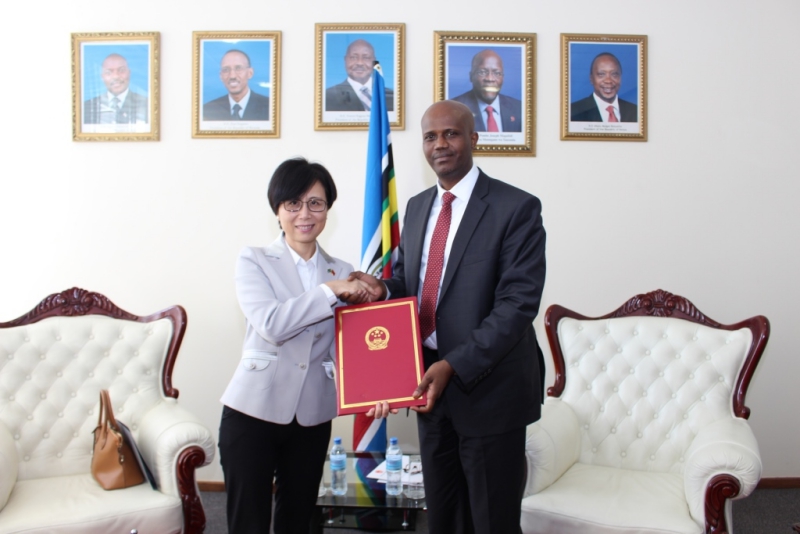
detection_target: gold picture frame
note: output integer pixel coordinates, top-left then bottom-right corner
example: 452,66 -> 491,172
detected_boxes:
561,33 -> 647,141
434,31 -> 536,157
192,31 -> 281,139
72,32 -> 159,142
315,23 -> 405,131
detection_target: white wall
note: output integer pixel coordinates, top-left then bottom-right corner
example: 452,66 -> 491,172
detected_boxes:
1,0 -> 798,482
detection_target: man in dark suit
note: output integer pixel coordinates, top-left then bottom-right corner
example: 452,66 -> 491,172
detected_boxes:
203,49 -> 270,121
570,52 -> 637,122
352,100 -> 546,533
451,49 -> 522,132
83,53 -> 148,124
325,39 -> 394,112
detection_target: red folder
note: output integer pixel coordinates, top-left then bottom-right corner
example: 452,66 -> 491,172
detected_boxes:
335,297 -> 427,415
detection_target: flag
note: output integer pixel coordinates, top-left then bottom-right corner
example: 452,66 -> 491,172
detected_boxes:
359,63 -> 400,279
353,61 -> 400,494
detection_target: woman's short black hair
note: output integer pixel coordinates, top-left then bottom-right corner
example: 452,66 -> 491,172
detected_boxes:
267,157 -> 338,214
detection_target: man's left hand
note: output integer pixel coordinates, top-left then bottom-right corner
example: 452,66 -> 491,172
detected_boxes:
411,360 -> 454,414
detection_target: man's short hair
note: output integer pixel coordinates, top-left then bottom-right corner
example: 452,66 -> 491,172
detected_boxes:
344,39 -> 375,58
103,53 -> 127,63
223,49 -> 251,67
469,49 -> 502,73
267,157 -> 338,214
589,52 -> 622,75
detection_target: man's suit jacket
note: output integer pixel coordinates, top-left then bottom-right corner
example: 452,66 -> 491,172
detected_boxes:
324,80 -> 395,112
203,90 -> 270,121
384,171 -> 546,438
83,91 -> 148,124
451,91 -> 523,132
220,238 -> 353,427
570,94 -> 638,122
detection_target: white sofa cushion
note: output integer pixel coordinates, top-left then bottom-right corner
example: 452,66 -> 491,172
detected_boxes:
524,399 -> 580,496
521,463 -> 701,534
0,474 -> 182,534
555,316 -> 752,472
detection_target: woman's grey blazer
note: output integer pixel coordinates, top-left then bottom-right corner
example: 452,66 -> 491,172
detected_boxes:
220,237 -> 354,427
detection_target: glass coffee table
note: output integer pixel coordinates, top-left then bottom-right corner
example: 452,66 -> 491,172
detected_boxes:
312,451 -> 426,532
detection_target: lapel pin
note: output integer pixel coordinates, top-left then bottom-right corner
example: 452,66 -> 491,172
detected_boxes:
511,116 -> 516,122
328,268 -> 336,276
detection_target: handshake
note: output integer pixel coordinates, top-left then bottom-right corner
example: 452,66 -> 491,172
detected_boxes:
325,271 -> 388,305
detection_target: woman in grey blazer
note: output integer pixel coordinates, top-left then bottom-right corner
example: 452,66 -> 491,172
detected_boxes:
219,158 -> 369,534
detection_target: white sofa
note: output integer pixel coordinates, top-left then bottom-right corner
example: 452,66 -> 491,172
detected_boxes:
0,288 -> 216,534
522,290 -> 769,534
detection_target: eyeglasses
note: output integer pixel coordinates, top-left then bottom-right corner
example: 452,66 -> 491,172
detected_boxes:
474,69 -> 503,78
283,198 -> 328,212
220,65 -> 249,75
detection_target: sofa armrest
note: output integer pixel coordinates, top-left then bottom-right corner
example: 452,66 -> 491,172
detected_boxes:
135,399 -> 216,497
0,421 -> 18,511
684,418 -> 762,526
524,398 -> 581,496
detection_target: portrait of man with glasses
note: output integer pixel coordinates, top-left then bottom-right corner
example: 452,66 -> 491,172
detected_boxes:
203,49 -> 270,121
451,48 -> 523,133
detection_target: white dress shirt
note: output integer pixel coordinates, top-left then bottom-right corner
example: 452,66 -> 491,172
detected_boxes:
286,240 -> 337,304
477,97 -> 503,132
228,88 -> 252,118
418,164 -> 480,349
106,88 -> 130,108
593,93 -> 620,122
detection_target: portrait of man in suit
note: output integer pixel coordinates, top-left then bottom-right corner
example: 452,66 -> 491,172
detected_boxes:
203,49 -> 270,121
451,49 -> 522,133
83,53 -> 148,125
570,51 -> 638,123
324,39 -> 394,112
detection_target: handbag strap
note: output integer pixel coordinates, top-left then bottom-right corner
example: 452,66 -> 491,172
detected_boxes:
98,389 -> 119,429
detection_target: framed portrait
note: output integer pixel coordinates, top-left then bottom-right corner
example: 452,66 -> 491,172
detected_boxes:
561,33 -> 647,141
72,32 -> 159,142
315,23 -> 404,130
192,31 -> 281,138
434,31 -> 536,157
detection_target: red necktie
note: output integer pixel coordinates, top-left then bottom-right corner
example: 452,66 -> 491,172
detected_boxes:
419,192 -> 455,340
606,105 -> 618,122
485,106 -> 499,132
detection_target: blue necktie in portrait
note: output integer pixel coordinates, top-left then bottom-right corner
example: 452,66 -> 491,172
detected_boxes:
232,103 -> 242,119
360,86 -> 372,111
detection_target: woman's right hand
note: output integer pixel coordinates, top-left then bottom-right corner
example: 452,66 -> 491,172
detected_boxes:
325,279 -> 373,304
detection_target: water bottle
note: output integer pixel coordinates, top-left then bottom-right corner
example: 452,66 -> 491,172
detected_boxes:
385,437 -> 403,496
330,437 -> 347,496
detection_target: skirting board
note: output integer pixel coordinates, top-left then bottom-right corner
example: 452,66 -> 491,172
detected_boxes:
198,478 -> 800,492
199,481 -> 226,492
757,478 -> 800,489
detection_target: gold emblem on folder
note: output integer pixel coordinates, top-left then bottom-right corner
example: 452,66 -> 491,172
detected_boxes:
365,327 -> 390,351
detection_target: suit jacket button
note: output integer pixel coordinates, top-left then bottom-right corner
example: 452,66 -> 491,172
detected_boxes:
299,363 -> 307,369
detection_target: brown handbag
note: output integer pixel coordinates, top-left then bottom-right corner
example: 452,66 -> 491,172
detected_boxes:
91,390 -> 145,490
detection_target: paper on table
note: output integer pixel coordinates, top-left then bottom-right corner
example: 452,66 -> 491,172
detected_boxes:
366,455 -> 423,484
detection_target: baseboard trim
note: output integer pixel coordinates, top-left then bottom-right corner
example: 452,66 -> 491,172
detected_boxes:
757,477 -> 800,489
198,478 -> 800,492
198,481 -> 225,492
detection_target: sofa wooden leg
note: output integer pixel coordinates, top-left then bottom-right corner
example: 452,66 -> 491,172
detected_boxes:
178,446 -> 208,534
704,474 -> 741,534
